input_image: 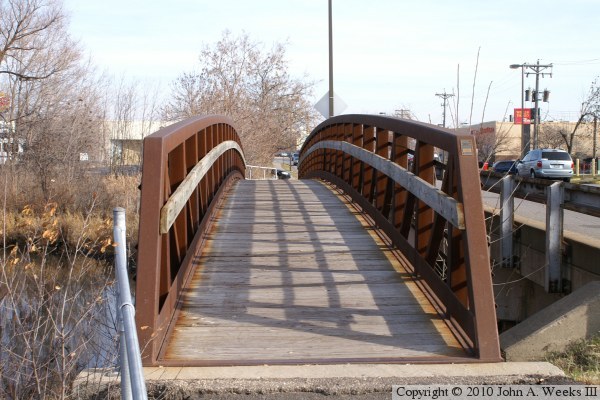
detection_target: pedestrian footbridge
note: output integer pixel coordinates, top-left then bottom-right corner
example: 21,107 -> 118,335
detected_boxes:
135,114 -> 501,366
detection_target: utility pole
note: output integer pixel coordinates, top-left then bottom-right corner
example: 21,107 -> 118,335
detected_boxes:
525,60 -> 553,149
435,91 -> 455,128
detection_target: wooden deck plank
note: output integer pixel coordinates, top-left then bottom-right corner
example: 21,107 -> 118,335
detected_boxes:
162,179 -> 465,363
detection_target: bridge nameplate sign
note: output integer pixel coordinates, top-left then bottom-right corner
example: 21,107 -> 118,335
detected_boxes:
460,139 -> 474,156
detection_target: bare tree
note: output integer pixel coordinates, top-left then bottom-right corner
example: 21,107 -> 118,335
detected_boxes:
0,0 -> 111,202
473,99 -> 515,164
0,201 -> 118,399
538,123 -> 573,150
546,78 -> 600,154
473,122 -> 514,164
104,78 -> 162,172
11,61 -> 107,201
0,0 -> 71,82
164,31 -> 319,165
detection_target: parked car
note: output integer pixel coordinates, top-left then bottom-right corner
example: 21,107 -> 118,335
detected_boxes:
291,152 -> 299,166
516,149 -> 573,182
492,160 -> 518,174
276,152 -> 289,157
276,169 -> 291,179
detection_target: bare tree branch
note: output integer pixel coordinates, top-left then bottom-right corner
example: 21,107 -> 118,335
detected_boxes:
163,31 -> 319,165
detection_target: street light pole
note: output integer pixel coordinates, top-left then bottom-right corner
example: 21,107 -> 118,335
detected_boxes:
328,0 -> 334,118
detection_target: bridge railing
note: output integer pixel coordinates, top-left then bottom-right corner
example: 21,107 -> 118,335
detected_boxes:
299,114 -> 501,362
246,165 -> 277,180
136,115 -> 245,365
480,170 -> 600,293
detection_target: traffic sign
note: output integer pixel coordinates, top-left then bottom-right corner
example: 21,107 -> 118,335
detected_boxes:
314,91 -> 347,119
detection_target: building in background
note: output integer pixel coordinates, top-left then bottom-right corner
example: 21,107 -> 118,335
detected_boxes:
106,120 -> 163,167
458,120 -> 597,163
0,121 -> 23,165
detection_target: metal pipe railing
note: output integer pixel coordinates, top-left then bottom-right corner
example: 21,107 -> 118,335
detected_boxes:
113,208 -> 148,400
246,165 -> 277,180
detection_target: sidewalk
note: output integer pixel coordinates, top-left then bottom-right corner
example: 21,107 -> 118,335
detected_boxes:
76,362 -> 570,399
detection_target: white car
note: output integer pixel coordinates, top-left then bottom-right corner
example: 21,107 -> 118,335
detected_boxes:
516,149 -> 573,182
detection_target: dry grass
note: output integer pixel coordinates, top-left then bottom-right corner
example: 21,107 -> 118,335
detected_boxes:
1,200 -> 121,399
2,173 -> 140,251
0,170 -> 141,398
546,334 -> 600,384
571,176 -> 600,185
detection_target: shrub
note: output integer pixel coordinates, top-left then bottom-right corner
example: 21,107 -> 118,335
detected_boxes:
0,197 -> 128,399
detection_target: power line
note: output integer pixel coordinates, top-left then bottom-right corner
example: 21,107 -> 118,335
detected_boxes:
553,58 -> 600,66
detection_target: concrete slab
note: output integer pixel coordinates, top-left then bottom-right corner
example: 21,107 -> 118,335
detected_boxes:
144,366 -> 167,380
75,362 -> 569,399
143,362 -> 564,381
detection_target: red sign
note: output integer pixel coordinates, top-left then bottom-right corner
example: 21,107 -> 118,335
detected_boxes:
514,108 -> 531,125
0,92 -> 10,113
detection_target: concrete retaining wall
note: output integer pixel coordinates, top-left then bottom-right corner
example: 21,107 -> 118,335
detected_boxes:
485,209 -> 600,323
499,281 -> 600,361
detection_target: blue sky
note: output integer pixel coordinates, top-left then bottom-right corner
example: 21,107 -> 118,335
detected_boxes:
63,0 -> 600,126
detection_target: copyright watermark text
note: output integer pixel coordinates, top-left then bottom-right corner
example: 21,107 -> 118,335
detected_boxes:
392,385 -> 599,400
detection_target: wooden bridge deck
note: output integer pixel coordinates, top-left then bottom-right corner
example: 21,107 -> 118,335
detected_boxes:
161,179 -> 466,365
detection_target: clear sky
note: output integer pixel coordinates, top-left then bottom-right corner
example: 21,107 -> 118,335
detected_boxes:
63,0 -> 600,127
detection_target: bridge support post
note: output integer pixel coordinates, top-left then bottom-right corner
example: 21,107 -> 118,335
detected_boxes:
545,182 -> 564,293
500,175 -> 515,268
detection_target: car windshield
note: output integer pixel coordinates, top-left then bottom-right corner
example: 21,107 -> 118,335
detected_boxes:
542,151 -> 570,161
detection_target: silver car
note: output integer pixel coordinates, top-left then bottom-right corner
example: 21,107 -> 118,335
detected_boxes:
516,148 -> 573,182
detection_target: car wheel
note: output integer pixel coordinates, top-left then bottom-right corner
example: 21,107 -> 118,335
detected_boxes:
563,178 -> 570,183
530,170 -> 536,179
